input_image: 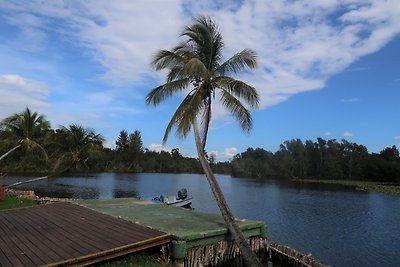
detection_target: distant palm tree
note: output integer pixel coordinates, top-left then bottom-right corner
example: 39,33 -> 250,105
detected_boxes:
146,16 -> 262,266
0,107 -> 50,161
53,124 -> 104,173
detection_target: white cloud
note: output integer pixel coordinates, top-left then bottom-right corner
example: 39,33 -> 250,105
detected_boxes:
0,1 -> 185,85
2,12 -> 47,52
0,74 -> 50,118
394,136 -> 400,140
206,147 -> 238,162
324,131 -> 332,136
343,131 -> 353,137
209,150 -> 219,157
148,144 -> 171,153
1,0 -> 400,121
223,147 -> 238,159
0,74 -> 49,96
87,92 -> 114,105
183,0 -> 400,109
341,98 -> 361,103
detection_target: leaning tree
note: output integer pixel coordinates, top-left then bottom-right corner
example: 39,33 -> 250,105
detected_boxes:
146,16 -> 262,266
0,107 -> 50,161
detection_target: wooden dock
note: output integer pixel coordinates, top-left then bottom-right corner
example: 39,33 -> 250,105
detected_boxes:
0,202 -> 171,266
76,198 -> 269,266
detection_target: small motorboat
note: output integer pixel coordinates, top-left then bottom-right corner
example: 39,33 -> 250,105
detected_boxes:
152,188 -> 192,208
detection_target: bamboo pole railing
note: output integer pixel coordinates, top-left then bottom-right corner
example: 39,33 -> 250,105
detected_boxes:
4,176 -> 49,189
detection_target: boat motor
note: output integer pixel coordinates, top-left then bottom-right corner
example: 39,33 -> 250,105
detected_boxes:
178,188 -> 187,199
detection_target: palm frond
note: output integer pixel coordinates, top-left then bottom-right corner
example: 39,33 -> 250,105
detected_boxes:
220,90 -> 253,132
173,42 -> 195,58
1,107 -> 50,140
166,57 -> 208,82
183,57 -> 208,78
216,49 -> 257,75
162,88 -> 204,144
146,78 -> 191,106
216,76 -> 259,108
92,133 -> 105,144
53,124 -> 103,174
152,50 -> 185,70
167,66 -> 186,82
19,138 -> 48,160
183,16 -> 223,71
52,152 -> 74,174
175,90 -> 205,140
36,114 -> 51,132
1,108 -> 50,161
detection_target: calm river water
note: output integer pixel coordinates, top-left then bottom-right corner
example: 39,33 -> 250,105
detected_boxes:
4,173 -> 400,267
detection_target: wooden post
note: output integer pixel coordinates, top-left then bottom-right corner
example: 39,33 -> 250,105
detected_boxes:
172,240 -> 187,266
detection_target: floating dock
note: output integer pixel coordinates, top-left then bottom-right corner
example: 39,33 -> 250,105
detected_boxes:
0,202 -> 171,266
76,198 -> 269,266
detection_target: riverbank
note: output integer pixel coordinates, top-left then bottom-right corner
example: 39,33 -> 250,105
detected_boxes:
0,196 -> 37,210
293,179 -> 400,195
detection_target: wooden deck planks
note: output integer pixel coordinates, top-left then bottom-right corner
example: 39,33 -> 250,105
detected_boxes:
58,204 -> 159,242
0,202 -> 171,267
7,210 -> 78,260
0,212 -> 60,264
20,207 -> 97,256
0,217 -> 48,266
50,206 -> 145,245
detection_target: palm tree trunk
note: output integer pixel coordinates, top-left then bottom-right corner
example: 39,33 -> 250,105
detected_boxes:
0,144 -> 21,161
193,123 -> 263,267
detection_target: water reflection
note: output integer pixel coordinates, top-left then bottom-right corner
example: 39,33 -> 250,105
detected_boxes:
4,173 -> 400,267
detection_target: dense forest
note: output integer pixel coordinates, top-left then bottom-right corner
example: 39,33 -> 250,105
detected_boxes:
0,108 -> 399,183
231,139 -> 400,183
0,127 -> 205,175
0,108 -> 223,175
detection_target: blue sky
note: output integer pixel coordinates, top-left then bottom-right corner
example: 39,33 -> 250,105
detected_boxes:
0,0 -> 399,161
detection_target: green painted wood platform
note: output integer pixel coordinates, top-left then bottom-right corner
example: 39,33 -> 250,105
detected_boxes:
75,198 -> 268,261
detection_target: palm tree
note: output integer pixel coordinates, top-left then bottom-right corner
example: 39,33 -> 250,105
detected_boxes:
146,16 -> 262,266
0,107 -> 50,161
53,124 -> 104,173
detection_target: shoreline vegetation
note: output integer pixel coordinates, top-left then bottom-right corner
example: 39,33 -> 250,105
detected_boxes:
0,196 -> 37,210
293,179 -> 400,195
1,108 -> 399,196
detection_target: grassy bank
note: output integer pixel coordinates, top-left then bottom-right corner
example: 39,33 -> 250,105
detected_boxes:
0,196 -> 37,210
293,179 -> 400,195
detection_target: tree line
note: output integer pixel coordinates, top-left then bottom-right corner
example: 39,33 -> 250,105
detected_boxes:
0,108 -> 205,175
231,138 -> 400,183
1,108 -> 399,183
